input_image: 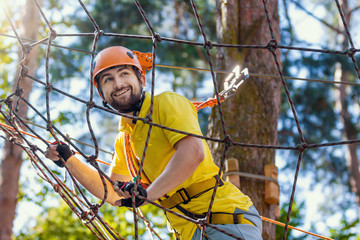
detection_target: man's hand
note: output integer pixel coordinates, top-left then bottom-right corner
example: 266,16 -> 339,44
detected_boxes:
114,181 -> 147,208
45,142 -> 74,168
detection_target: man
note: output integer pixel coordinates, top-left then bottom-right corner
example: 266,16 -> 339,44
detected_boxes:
45,46 -> 263,239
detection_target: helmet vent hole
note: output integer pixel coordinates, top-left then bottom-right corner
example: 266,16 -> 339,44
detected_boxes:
127,51 -> 134,59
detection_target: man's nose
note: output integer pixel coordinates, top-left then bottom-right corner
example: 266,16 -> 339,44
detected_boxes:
113,76 -> 125,88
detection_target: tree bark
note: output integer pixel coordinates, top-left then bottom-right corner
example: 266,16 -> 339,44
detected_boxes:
335,0 -> 360,217
209,1 -> 281,239
0,0 -> 41,239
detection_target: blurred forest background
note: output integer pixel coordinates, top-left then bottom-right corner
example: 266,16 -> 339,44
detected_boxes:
0,0 -> 359,239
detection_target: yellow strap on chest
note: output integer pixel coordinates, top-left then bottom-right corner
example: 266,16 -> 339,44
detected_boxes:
160,176 -> 223,209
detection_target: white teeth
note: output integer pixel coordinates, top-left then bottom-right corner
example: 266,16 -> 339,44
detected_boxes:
114,89 -> 129,96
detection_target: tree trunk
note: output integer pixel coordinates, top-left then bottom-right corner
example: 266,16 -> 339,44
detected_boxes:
0,1 -> 41,239
208,1 -> 281,239
337,70 -> 360,213
335,0 -> 360,216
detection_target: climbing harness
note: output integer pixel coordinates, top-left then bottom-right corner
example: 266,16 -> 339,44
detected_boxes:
160,176 -> 224,209
159,176 -> 255,227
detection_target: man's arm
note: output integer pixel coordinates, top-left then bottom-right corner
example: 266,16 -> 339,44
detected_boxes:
141,135 -> 204,203
46,145 -> 131,206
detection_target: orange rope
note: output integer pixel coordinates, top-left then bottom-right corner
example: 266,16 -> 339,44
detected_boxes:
0,97 -> 217,165
261,216 -> 334,240
0,121 -> 111,166
193,96 -> 225,111
0,119 -> 335,240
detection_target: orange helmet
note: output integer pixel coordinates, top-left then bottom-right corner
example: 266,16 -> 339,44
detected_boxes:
92,46 -> 144,89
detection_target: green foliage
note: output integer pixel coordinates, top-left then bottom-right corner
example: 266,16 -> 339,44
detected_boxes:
278,0 -> 360,236
16,199 -> 169,239
69,0 -> 216,99
3,1 -> 219,239
17,201 -> 100,240
9,4 -> 215,239
328,218 -> 360,239
276,201 -> 305,240
52,111 -> 78,126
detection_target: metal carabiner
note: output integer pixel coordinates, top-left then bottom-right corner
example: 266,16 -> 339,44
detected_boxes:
220,66 -> 249,99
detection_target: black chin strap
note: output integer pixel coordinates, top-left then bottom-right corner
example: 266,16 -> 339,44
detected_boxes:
131,91 -> 145,124
102,101 -> 113,110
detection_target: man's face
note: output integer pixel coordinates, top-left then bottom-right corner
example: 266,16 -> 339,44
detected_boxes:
98,66 -> 145,113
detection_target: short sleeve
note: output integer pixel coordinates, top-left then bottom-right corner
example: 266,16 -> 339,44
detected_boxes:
158,92 -> 203,147
110,133 -> 131,176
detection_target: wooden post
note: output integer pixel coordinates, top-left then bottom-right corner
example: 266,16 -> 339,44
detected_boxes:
225,158 -> 240,189
264,163 -> 279,205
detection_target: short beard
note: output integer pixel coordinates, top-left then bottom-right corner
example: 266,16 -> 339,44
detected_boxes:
108,88 -> 143,113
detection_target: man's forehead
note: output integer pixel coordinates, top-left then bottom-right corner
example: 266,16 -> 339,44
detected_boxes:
99,65 -> 130,77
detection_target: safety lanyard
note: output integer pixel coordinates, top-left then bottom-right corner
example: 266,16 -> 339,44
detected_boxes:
124,132 -> 151,186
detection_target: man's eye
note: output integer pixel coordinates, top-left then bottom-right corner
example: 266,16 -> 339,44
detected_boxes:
103,77 -> 112,83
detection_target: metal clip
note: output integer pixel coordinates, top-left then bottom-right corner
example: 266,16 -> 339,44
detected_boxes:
219,66 -> 249,99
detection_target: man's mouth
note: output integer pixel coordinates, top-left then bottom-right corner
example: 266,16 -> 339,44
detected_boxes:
113,88 -> 130,97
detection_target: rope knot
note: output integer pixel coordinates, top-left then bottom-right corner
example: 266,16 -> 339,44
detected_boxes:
296,142 -> 308,152
154,33 -> 162,42
45,84 -> 53,93
15,87 -> 23,97
224,134 -> 232,148
30,144 -> 38,152
90,204 -> 99,214
86,155 -> 97,164
203,40 -> 213,50
80,211 -> 89,220
86,101 -> 95,109
4,96 -> 12,107
53,184 -> 61,193
142,114 -> 152,124
50,30 -> 57,40
20,66 -> 29,77
22,43 -> 32,55
8,137 -> 15,143
266,39 -> 278,53
196,217 -> 208,227
347,47 -> 356,57
95,29 -> 104,38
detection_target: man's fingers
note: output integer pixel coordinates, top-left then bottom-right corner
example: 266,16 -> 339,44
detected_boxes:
44,150 -> 56,158
114,200 -> 122,206
124,191 -> 131,198
114,189 -> 132,199
45,145 -> 60,160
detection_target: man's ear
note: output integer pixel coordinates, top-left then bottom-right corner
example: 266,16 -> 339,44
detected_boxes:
140,74 -> 146,87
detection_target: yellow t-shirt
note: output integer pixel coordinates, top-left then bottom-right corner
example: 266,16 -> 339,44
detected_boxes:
111,91 -> 253,239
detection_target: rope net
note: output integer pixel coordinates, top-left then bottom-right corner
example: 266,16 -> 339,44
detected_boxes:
1,0 -> 358,239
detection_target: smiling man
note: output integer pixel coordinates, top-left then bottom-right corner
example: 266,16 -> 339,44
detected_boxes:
45,46 -> 263,240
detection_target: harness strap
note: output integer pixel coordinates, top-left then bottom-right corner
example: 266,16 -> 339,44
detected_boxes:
210,212 -> 255,226
174,204 -> 255,226
160,176 -> 224,209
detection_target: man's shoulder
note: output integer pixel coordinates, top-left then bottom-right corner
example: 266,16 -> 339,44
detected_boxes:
155,91 -> 189,104
156,91 -> 182,98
